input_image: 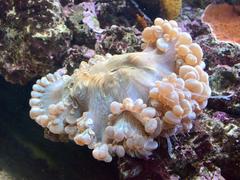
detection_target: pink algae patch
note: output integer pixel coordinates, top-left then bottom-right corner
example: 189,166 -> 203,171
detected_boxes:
202,3 -> 240,44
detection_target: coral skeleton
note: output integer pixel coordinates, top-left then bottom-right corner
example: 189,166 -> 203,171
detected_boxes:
29,18 -> 211,162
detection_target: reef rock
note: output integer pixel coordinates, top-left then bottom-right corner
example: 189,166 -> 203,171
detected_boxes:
0,0 -> 143,85
95,25 -> 142,55
0,0 -> 71,85
208,64 -> 240,115
29,18 -> 211,162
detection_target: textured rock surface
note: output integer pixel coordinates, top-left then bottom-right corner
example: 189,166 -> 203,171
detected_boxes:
0,0 -> 142,85
95,25 -> 142,55
208,64 -> 240,115
0,0 -> 71,84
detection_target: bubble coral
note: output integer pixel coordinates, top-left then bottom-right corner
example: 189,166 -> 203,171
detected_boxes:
29,18 -> 211,162
202,3 -> 240,44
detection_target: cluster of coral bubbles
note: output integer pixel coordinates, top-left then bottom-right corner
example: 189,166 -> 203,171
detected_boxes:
29,18 -> 211,162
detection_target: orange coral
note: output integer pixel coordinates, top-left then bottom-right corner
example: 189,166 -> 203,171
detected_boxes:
202,3 -> 240,44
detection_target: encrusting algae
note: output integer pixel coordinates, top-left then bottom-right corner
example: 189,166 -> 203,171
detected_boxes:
29,18 -> 211,162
